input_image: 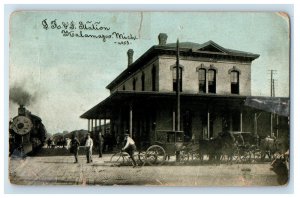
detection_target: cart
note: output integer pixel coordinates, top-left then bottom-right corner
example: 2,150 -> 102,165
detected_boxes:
144,130 -> 185,165
230,131 -> 261,163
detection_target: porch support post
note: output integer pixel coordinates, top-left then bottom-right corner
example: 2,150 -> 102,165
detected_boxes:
95,119 -> 97,133
270,113 -> 273,137
230,113 -> 233,131
96,119 -> 98,133
96,119 -> 100,131
104,119 -> 107,133
88,119 -> 90,132
207,111 -> 210,139
173,111 -> 176,131
129,104 -> 133,137
240,112 -> 243,132
98,119 -> 100,131
254,113 -> 257,136
91,119 -> 94,134
276,114 -> 279,138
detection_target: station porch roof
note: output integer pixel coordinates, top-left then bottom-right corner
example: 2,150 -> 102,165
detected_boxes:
80,91 -> 289,119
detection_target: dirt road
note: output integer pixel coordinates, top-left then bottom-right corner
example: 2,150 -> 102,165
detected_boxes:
9,152 -> 281,186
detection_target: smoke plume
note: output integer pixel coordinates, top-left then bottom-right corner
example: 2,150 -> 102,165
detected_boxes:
9,85 -> 36,106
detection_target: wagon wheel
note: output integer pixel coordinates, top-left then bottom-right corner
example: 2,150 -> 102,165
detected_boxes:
145,145 -> 166,166
179,150 -> 190,163
110,152 -> 126,166
252,149 -> 262,162
230,148 -> 240,163
190,151 -> 200,161
240,150 -> 251,163
138,151 -> 146,166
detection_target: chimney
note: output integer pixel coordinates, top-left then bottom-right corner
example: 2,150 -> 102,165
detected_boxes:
127,49 -> 134,67
158,33 -> 168,45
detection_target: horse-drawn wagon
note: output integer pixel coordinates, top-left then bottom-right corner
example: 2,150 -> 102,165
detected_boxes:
143,130 -> 185,165
230,131 -> 261,163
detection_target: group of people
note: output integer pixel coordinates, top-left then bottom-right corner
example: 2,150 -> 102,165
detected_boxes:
70,132 -> 137,166
46,138 -> 54,148
70,133 -> 94,163
47,138 -> 67,148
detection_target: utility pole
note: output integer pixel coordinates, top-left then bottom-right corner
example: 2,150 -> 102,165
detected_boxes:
268,70 -> 277,97
176,39 -> 180,132
175,39 -> 181,162
272,79 -> 275,97
268,69 -> 277,137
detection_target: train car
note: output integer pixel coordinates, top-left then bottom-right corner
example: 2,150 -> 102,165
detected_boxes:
9,105 -> 47,156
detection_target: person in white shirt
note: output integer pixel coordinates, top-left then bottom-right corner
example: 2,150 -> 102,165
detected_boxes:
85,133 -> 93,163
122,133 -> 137,167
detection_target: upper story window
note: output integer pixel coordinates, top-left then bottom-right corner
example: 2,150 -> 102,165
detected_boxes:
230,71 -> 239,94
198,69 -> 206,93
172,66 -> 183,92
141,72 -> 145,91
132,78 -> 136,91
228,66 -> 241,94
208,69 -> 216,93
123,85 -> 126,90
151,66 -> 156,91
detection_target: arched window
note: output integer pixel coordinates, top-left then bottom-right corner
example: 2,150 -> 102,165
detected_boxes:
198,69 -> 206,93
208,69 -> 216,93
141,72 -> 145,91
172,67 -> 183,92
151,66 -> 156,91
132,78 -> 136,91
231,71 -> 239,94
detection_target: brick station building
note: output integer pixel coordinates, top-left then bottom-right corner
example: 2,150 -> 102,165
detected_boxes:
80,33 -> 289,149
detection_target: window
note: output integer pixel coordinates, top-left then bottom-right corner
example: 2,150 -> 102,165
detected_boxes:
231,71 -> 239,94
198,69 -> 206,93
151,66 -> 156,91
172,67 -> 182,92
231,111 -> 240,131
132,78 -> 136,91
208,69 -> 216,93
123,85 -> 125,90
141,73 -> 145,91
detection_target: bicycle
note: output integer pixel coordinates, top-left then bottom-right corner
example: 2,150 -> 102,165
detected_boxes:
110,150 -> 146,167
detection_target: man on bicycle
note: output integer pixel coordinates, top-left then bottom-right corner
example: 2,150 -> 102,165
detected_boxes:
122,133 -> 137,167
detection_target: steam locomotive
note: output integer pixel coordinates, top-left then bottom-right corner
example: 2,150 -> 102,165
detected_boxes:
9,105 -> 47,156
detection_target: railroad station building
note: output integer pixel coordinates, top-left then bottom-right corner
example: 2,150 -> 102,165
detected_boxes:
80,33 -> 289,149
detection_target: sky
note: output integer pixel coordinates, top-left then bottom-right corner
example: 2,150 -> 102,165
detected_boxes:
9,11 -> 290,134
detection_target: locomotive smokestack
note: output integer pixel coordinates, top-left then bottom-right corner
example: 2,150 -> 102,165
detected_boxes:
18,105 -> 26,116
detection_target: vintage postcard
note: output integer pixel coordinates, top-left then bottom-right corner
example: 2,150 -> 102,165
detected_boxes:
9,11 -> 290,186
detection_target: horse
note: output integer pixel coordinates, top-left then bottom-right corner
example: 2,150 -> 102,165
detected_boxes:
259,136 -> 288,161
198,131 -> 236,164
218,132 -> 237,163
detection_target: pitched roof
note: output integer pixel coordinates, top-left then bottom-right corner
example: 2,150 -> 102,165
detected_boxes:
106,40 -> 260,90
164,40 -> 259,57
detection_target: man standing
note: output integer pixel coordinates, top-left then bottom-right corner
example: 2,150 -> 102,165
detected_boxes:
122,133 -> 137,167
85,133 -> 93,163
47,138 -> 51,148
71,134 -> 80,163
98,132 -> 104,158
